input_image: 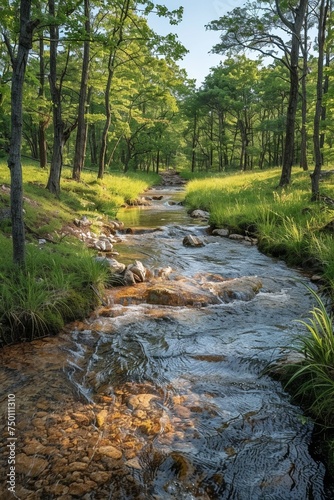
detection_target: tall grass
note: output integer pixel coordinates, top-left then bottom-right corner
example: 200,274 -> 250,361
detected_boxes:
185,168 -> 334,284
0,243 -> 112,344
286,288 -> 334,426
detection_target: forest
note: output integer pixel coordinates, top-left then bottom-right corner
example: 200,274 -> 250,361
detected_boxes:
1,0 -> 333,194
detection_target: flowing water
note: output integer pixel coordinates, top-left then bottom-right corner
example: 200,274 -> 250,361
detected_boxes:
0,186 -> 329,499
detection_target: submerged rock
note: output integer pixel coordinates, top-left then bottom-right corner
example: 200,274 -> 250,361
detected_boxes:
183,235 -> 205,247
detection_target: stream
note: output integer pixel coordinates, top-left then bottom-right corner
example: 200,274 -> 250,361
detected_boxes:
0,183 -> 329,499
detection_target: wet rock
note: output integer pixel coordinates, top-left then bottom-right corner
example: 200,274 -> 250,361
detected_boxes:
22,439 -> 49,455
144,282 -> 218,307
123,269 -> 137,285
154,266 -> 173,279
206,276 -> 263,302
212,228 -> 229,237
96,409 -> 109,427
68,481 -> 97,496
229,233 -> 245,241
125,457 -> 142,469
90,471 -> 112,484
127,260 -> 147,282
183,235 -> 205,247
16,453 -> 48,477
152,195 -> 164,200
127,393 -> 158,410
190,209 -> 210,219
98,445 -> 122,459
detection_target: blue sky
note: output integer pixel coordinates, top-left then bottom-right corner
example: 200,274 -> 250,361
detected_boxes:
148,1 -> 239,86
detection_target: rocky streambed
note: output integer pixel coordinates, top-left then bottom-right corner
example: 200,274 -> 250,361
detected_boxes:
0,175 -> 329,499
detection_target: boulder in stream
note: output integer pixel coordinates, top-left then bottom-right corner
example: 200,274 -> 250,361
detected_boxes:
183,235 -> 205,247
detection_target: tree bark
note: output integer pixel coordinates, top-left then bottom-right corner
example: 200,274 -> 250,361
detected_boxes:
300,17 -> 309,171
311,0 -> 329,200
73,0 -> 90,181
277,0 -> 308,187
7,0 -> 38,265
38,35 -> 48,169
46,0 -> 63,195
98,0 -> 130,179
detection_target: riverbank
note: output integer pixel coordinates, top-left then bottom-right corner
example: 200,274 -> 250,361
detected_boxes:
0,163 -> 160,344
183,168 -> 334,295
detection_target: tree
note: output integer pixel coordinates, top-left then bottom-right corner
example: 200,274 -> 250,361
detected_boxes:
72,0 -> 91,181
311,0 -> 330,199
46,0 -> 79,195
207,0 -> 308,186
2,0 -> 39,264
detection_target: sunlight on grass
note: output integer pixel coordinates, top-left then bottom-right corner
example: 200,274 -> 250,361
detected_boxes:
185,167 -> 334,283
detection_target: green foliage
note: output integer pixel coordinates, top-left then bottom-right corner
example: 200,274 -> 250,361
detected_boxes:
0,242 -> 111,344
286,288 -> 334,426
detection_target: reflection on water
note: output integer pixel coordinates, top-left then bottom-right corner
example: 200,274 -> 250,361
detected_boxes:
0,187 -> 327,499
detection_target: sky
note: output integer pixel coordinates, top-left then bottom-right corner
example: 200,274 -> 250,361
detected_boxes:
148,0 -> 240,86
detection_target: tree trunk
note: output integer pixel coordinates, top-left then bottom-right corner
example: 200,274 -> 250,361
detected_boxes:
38,35 -> 48,168
73,0 -> 90,181
300,17 -> 309,171
278,0 -> 308,187
98,55 -> 113,179
46,0 -> 63,195
311,0 -> 329,200
191,110 -> 197,173
98,0 -> 130,179
7,0 -> 38,265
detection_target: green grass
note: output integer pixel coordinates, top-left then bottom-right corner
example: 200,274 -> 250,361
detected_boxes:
0,161 -> 159,343
0,240 -> 112,343
286,288 -> 334,425
185,167 -> 334,285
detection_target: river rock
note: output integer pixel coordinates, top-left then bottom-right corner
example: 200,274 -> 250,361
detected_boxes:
125,457 -> 142,470
68,481 -> 97,496
98,445 -> 122,459
144,282 -> 219,307
74,215 -> 91,227
205,276 -> 263,302
190,209 -> 210,219
68,461 -> 88,472
123,269 -> 137,285
16,453 -> 49,477
96,409 -> 109,427
183,235 -> 205,247
127,393 -> 158,410
95,238 -> 113,252
127,260 -> 147,282
95,256 -> 126,273
154,266 -> 173,279
212,228 -> 229,237
229,233 -> 245,241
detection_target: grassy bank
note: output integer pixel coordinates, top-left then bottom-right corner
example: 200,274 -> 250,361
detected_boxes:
185,168 -> 334,289
184,167 -> 334,484
0,162 -> 159,343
